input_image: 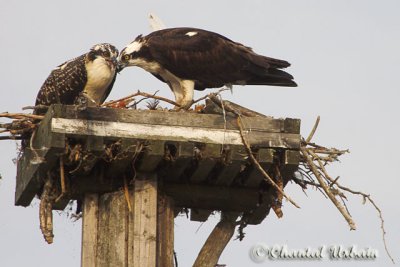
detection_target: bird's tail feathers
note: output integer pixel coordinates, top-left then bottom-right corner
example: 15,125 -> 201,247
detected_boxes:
246,69 -> 297,87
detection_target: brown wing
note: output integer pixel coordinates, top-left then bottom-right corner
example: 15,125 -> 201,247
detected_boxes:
35,55 -> 87,114
142,27 -> 296,90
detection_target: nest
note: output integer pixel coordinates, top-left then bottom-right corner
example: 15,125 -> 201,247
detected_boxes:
0,89 -> 393,263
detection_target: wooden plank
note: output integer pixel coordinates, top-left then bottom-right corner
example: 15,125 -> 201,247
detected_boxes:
214,145 -> 245,186
55,105 -> 291,133
15,105 -> 66,206
284,118 -> 301,134
284,149 -> 300,166
15,148 -> 44,206
156,193 -> 174,267
51,117 -> 300,149
243,149 -> 275,187
189,143 -> 221,183
96,190 -> 128,267
163,142 -> 194,182
81,193 -> 99,267
133,174 -> 158,267
136,140 -> 165,173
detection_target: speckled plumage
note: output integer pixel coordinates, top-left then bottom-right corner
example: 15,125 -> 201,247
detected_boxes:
35,43 -> 118,115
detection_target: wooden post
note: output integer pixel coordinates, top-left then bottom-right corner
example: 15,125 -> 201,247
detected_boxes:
81,174 -> 174,267
132,174 -> 158,267
156,193 -> 175,267
81,193 -> 99,266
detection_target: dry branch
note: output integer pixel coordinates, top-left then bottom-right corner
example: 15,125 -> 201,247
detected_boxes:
193,212 -> 239,267
39,173 -> 59,244
0,112 -> 44,120
299,116 -> 394,263
301,147 -> 356,230
102,90 -> 181,108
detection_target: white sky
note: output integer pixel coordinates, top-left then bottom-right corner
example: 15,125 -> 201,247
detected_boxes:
0,1 -> 399,266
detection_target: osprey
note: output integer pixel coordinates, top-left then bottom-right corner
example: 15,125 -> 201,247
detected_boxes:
118,27 -> 297,109
35,43 -> 119,115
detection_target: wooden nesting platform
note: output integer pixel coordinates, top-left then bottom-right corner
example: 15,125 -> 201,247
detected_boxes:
16,104 -> 300,225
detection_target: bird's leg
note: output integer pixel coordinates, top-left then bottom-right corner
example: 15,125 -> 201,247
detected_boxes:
75,92 -> 98,111
171,81 -> 194,110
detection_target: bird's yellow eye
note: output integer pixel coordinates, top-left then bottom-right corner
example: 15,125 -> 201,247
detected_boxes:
123,54 -> 130,61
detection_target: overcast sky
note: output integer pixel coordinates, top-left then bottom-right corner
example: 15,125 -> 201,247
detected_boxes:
1,1 -> 399,266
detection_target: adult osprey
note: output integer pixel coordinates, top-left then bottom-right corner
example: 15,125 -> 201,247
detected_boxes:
35,43 -> 119,115
118,27 -> 297,109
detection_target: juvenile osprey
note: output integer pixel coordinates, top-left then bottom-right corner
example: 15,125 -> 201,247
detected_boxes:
35,43 -> 119,114
118,27 -> 297,109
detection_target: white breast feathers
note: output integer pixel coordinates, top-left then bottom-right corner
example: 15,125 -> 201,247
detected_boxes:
84,57 -> 115,104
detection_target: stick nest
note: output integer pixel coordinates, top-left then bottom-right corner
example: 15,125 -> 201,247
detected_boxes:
0,89 -> 394,263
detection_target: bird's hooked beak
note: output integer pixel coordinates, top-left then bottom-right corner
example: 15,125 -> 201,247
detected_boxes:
117,52 -> 128,73
117,61 -> 126,73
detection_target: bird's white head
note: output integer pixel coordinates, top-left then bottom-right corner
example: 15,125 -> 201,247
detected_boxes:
118,35 -> 147,71
88,43 -> 119,70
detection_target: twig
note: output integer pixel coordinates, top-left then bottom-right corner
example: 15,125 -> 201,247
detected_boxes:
190,88 -> 230,107
305,116 -> 320,143
22,105 -> 49,111
329,183 -> 394,263
301,147 -> 356,230
237,116 -> 300,209
101,92 -> 141,107
123,175 -> 132,212
0,112 -> 44,120
55,157 -> 67,203
271,165 -> 284,218
102,90 -> 181,108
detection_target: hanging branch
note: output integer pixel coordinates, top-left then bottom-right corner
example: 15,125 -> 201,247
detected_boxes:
301,147 -> 356,230
300,116 -> 394,263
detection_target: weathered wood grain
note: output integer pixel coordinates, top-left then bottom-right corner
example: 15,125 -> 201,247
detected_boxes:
96,191 -> 128,267
81,193 -> 99,267
15,105 -> 66,206
54,104 -> 299,133
136,140 -> 165,173
156,193 -> 174,267
51,117 -> 300,149
189,143 -> 221,183
133,174 -> 158,267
